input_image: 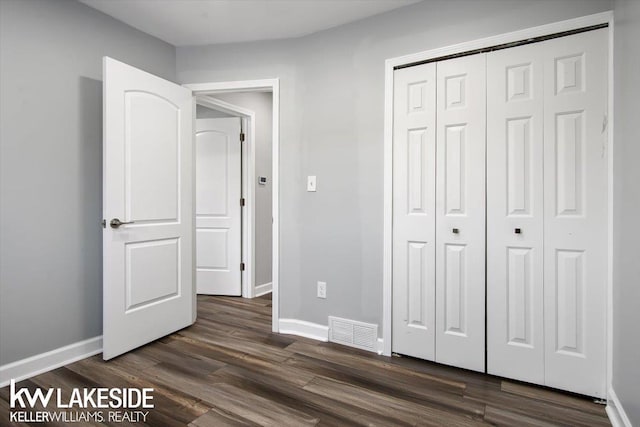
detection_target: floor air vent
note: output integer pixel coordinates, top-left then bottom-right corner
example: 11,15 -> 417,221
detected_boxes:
328,316 -> 378,352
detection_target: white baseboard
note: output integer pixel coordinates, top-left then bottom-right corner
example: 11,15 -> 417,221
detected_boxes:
0,336 -> 103,388
278,319 -> 328,342
607,388 -> 633,427
254,282 -> 272,297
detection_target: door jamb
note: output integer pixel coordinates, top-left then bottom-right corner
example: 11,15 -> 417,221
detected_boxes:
186,79 -> 280,333
196,96 -> 256,299
382,10 -> 614,392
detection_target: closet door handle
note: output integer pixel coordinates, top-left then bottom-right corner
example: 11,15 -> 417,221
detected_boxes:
452,228 -> 459,234
514,228 -> 522,234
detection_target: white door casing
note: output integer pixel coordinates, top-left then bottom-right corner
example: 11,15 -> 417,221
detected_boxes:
392,63 -> 437,360
542,28 -> 608,398
195,118 -> 242,296
435,54 -> 486,372
486,43 -> 545,383
103,57 -> 194,360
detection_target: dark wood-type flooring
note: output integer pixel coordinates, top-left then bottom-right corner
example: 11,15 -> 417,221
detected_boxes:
1,294 -> 610,426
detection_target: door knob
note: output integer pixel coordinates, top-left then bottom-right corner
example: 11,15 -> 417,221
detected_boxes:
452,228 -> 459,234
515,228 -> 522,234
110,218 -> 135,229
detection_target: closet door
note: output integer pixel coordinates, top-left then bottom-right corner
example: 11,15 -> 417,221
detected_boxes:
435,54 -> 486,372
392,63 -> 437,360
487,43 -> 545,383
542,28 -> 608,398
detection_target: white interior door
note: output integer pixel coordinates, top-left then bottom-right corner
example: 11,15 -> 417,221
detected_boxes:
435,53 -> 486,372
392,63 -> 437,360
103,57 -> 194,360
195,118 -> 242,296
486,43 -> 545,383
542,28 -> 608,398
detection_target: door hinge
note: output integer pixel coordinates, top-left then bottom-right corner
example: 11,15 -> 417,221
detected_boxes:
240,262 -> 245,271
240,198 -> 245,207
240,132 -> 245,142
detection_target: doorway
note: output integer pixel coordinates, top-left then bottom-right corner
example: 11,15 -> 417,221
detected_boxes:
194,92 -> 274,300
187,79 -> 280,333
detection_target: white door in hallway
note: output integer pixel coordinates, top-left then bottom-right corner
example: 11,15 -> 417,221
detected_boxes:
435,53 -> 486,372
392,63 -> 437,360
103,57 -> 194,360
195,118 -> 242,296
542,28 -> 608,398
486,42 -> 545,384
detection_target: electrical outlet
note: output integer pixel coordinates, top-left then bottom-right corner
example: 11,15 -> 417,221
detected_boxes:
317,281 -> 326,299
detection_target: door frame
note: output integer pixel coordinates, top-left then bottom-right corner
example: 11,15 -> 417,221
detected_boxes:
196,96 -> 256,299
382,9 -> 614,386
186,79 -> 280,333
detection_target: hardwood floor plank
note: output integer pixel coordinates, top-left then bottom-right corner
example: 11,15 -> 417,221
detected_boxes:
483,406 -> 559,427
180,326 -> 293,363
464,383 -> 610,427
284,353 -> 485,418
303,376 -> 487,427
286,341 -> 466,391
211,368 -> 397,427
190,406 -> 262,427
500,380 -> 606,415
196,383 -> 319,427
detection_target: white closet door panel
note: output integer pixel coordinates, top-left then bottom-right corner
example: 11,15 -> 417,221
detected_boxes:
392,63 -> 437,360
435,54 -> 486,372
487,43 -> 545,383
543,29 -> 608,398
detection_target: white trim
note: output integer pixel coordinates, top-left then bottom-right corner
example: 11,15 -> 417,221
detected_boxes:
278,319 -> 329,342
197,96 -> 257,299
382,11 -> 614,358
186,80 -> 276,93
605,12 -> 615,402
607,388 -> 633,427
255,282 -> 273,297
186,79 -> 280,332
0,336 -> 103,388
376,338 -> 384,355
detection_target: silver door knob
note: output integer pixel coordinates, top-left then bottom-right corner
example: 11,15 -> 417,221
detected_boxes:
110,218 -> 135,229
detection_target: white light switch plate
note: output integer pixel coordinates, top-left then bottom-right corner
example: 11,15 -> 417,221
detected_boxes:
307,176 -> 317,192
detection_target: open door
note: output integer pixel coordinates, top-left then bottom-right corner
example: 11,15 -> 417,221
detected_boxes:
195,118 -> 242,296
103,57 -> 194,360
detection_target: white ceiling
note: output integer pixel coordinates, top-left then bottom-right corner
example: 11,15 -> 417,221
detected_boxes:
79,0 -> 422,47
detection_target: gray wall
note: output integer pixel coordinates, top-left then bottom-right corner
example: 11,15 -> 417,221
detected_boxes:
612,0 -> 640,423
177,0 -> 613,328
0,0 -> 176,365
211,92 -> 274,290
196,104 -> 233,119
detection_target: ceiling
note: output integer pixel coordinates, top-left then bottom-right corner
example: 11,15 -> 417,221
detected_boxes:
79,0 -> 422,47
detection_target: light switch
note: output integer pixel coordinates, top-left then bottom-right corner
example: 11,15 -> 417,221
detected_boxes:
307,176 -> 317,192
